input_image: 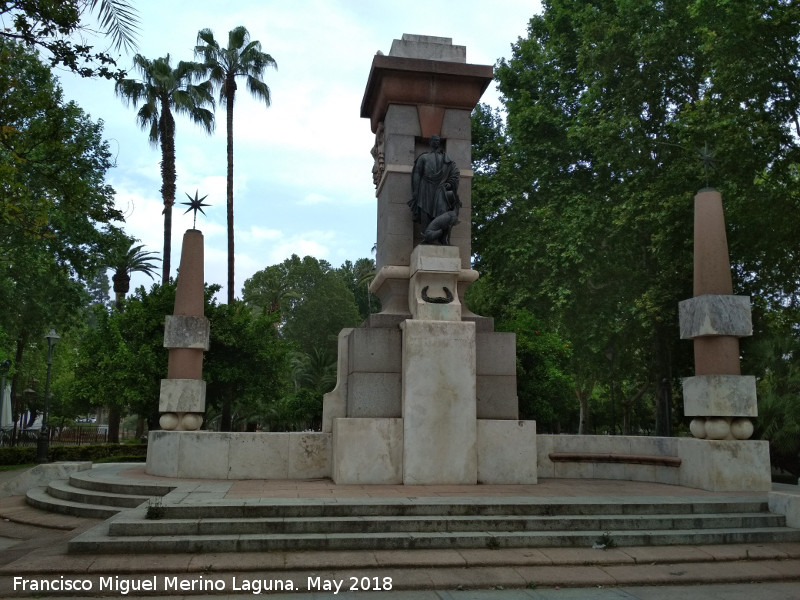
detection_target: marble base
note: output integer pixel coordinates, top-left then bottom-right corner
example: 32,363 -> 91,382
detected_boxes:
477,420 -> 537,484
332,418 -> 403,484
679,294 -> 752,339
159,379 -> 206,413
769,489 -> 800,528
163,315 -> 210,349
408,245 -> 462,321
683,374 -> 757,416
401,319 -> 477,484
146,431 -> 331,479
677,438 -> 771,491
537,435 -> 770,491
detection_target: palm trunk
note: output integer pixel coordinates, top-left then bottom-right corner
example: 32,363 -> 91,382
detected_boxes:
108,404 -> 121,444
221,385 -> 233,431
159,101 -> 176,285
226,84 -> 236,304
111,270 -> 130,312
654,331 -> 673,437
576,387 -> 590,434
10,336 -> 25,446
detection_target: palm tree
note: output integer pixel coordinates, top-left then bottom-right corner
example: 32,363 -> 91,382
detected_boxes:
354,257 -> 377,315
108,237 -> 160,311
194,26 -> 277,304
290,347 -> 337,395
115,55 -> 214,284
85,0 -> 139,52
105,236 -> 159,442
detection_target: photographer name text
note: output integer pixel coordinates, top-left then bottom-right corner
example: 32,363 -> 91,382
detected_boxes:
13,574 -> 394,595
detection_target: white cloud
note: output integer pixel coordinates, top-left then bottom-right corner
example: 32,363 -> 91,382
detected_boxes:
240,226 -> 283,242
299,192 -> 333,205
57,0 -> 542,303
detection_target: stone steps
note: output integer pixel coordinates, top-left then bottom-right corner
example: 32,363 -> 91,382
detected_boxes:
155,498 -> 771,518
24,464 -> 174,519
4,540 -> 800,597
25,487 -> 123,520
106,512 -> 786,537
67,497 -> 800,554
67,469 -> 175,497
45,478 -> 152,508
69,525 -> 800,554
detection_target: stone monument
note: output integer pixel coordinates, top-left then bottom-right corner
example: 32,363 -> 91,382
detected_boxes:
323,34 -> 537,485
145,36 -> 770,494
157,229 -> 210,432
677,188 -> 770,490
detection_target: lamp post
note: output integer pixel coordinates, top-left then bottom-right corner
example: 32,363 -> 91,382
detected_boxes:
35,328 -> 59,463
0,359 -> 10,434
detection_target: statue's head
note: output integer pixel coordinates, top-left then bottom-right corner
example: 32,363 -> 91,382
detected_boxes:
429,135 -> 441,150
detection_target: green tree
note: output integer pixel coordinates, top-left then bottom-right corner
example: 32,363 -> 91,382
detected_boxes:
69,282 -> 175,437
100,235 -> 159,439
241,263 -> 298,321
276,255 -> 361,357
1,41 -> 123,438
336,258 -> 380,321
0,0 -> 139,79
745,302 -> 800,477
472,0 -> 800,435
106,236 -> 160,310
194,26 -> 276,304
290,347 -> 336,396
242,255 -> 363,429
204,298 -> 291,432
115,55 -> 214,284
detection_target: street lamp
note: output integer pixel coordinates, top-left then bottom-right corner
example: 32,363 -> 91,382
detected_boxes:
35,327 -> 59,463
0,359 -> 10,433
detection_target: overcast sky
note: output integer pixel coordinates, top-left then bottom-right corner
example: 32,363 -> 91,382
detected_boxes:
58,0 -> 543,301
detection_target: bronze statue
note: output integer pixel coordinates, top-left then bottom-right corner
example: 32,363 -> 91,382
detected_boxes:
408,135 -> 460,244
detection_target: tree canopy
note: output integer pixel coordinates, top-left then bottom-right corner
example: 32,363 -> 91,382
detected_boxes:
244,255 -> 363,357
470,0 -> 800,438
0,0 -> 139,79
1,40 -> 125,427
115,54 -> 214,283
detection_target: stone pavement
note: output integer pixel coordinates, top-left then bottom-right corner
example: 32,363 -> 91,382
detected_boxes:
1,583 -> 800,600
0,464 -> 799,598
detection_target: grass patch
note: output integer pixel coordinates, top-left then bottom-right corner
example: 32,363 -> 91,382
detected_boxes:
95,455 -> 146,463
0,463 -> 35,472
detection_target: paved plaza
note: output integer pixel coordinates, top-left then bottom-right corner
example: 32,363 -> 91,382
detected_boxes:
1,464 -> 799,598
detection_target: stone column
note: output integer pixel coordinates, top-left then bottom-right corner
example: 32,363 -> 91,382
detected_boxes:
158,229 -> 210,432
401,245 -> 477,484
361,34 -> 492,318
679,189 -> 756,440
328,34 -> 531,486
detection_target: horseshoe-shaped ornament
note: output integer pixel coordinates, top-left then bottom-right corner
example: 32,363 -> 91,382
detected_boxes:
421,286 -> 454,304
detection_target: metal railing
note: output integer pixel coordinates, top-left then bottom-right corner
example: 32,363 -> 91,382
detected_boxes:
0,426 -> 137,447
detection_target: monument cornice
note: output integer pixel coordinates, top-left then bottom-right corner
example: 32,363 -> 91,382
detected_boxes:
360,55 -> 493,133
375,164 -> 473,196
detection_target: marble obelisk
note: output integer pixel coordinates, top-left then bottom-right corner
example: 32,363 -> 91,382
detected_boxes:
158,229 -> 210,431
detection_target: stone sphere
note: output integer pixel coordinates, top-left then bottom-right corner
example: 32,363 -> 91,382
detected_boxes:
704,417 -> 731,440
730,418 -> 754,440
181,413 -> 203,431
689,418 -> 707,439
159,412 -> 179,430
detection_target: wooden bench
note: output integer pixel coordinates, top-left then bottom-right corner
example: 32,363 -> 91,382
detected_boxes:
548,452 -> 682,468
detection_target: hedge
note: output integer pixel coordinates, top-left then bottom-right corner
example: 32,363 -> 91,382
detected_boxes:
0,444 -> 147,466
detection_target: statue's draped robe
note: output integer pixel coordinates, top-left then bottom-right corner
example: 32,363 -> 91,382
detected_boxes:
410,150 -> 460,228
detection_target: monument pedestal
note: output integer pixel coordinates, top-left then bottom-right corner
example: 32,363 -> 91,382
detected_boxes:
402,319 -> 477,484
677,438 -> 771,491
329,244 -> 536,486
